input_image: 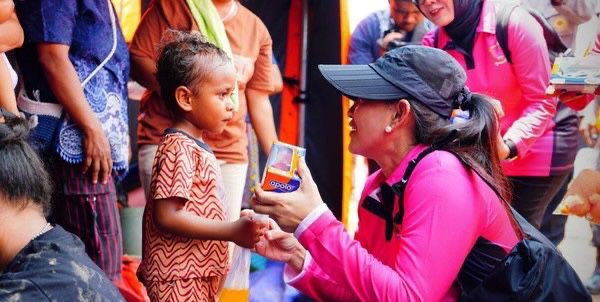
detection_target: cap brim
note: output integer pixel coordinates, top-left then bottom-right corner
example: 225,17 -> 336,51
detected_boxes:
318,64 -> 410,100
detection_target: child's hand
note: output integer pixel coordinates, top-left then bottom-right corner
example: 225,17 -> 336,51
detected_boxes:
231,215 -> 267,249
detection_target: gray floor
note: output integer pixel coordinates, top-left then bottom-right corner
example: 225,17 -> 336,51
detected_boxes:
558,216 -> 600,301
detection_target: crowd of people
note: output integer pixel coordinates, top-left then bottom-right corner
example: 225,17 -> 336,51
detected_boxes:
1,0 -> 600,301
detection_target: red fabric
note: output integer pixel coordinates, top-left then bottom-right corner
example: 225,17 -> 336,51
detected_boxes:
113,256 -> 148,302
278,0 -> 302,145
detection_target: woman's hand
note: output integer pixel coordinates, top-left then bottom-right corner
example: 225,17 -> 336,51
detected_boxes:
253,217 -> 301,262
251,158 -> 324,233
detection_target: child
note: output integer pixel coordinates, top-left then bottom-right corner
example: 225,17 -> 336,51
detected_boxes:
137,30 -> 266,302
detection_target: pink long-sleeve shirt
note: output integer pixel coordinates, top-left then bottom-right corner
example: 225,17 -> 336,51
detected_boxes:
423,0 -> 573,177
287,145 -> 519,301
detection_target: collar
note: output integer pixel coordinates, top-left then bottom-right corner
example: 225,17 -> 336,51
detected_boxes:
363,144 -> 429,197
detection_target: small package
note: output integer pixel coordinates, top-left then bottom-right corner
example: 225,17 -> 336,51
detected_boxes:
554,169 -> 600,224
261,141 -> 306,192
549,55 -> 600,95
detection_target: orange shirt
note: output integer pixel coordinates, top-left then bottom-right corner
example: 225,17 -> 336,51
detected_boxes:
130,0 -> 273,163
138,131 -> 229,282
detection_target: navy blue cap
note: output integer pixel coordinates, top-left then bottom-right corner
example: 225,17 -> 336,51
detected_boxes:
318,45 -> 468,118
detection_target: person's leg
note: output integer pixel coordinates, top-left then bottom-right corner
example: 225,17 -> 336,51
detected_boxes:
50,158 -> 123,280
138,144 -> 159,201
509,173 -> 571,229
586,224 -> 600,294
539,171 -> 573,246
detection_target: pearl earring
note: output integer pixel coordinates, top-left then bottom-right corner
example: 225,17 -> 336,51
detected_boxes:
384,125 -> 392,133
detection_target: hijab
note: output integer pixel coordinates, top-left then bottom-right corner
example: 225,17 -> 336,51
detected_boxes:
442,0 -> 483,69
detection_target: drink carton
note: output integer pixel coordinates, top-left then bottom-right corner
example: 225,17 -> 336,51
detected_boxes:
261,141 -> 306,193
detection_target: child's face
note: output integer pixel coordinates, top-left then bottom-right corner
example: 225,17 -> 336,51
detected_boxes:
0,0 -> 15,24
187,62 -> 236,134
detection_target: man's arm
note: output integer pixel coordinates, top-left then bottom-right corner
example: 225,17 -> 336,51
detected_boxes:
247,88 -> 277,155
0,57 -> 17,114
37,43 -> 112,184
0,12 -> 23,52
130,54 -> 160,93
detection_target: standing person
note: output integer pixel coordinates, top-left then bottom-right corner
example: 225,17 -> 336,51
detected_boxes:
418,0 -> 578,230
130,0 -> 276,294
0,110 -> 124,302
250,46 -> 521,301
14,0 -> 130,280
137,30 -> 266,301
348,0 -> 429,64
0,0 -> 22,115
522,0 -> 599,246
131,0 -> 275,231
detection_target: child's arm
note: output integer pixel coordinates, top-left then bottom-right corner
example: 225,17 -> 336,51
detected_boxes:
153,197 -> 264,249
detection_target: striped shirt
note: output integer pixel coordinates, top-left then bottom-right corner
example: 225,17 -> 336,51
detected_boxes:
138,130 -> 229,282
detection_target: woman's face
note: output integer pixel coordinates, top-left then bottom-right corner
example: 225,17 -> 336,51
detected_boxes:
347,99 -> 396,158
418,0 -> 455,27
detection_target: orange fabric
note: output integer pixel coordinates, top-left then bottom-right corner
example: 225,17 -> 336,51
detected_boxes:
339,0 -> 352,227
113,256 -> 148,302
130,0 -> 273,164
278,0 -> 302,145
138,133 -> 229,283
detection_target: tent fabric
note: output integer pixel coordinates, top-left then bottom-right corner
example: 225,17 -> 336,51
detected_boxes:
244,0 -> 345,219
339,0 -> 352,227
278,0 -> 301,146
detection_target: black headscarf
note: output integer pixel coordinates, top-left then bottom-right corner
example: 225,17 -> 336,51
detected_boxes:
442,0 -> 483,69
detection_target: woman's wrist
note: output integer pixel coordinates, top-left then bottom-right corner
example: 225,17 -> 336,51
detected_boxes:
287,245 -> 307,273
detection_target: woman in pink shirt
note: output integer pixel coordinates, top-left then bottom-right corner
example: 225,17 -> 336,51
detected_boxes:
417,0 -> 579,231
250,46 -> 519,301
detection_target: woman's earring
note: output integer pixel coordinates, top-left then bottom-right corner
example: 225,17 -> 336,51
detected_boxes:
384,125 -> 392,133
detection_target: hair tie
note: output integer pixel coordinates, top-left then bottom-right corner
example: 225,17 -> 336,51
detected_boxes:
456,86 -> 473,111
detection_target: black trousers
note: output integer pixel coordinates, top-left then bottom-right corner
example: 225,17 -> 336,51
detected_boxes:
509,173 -> 571,230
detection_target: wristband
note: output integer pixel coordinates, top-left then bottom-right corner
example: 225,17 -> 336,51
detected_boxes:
504,139 -> 518,160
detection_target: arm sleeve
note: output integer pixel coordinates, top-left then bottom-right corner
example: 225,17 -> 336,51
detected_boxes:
347,17 -> 378,64
151,139 -> 195,201
246,22 -> 274,92
129,3 -> 167,60
285,248 -> 359,302
16,1 -> 76,45
421,29 -> 436,48
0,280 -> 50,301
503,8 -> 557,157
294,160 -> 484,302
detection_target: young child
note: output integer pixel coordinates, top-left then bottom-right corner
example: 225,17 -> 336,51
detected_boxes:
137,30 -> 266,301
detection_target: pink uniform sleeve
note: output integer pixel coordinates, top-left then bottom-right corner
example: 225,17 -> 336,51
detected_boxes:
294,158 -> 488,301
421,29 -> 435,47
502,8 -> 557,157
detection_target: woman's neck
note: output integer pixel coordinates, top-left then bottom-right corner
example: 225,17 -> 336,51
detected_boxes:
0,204 -> 48,271
375,140 -> 417,178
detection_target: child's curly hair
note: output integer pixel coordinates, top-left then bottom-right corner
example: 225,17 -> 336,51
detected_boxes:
156,29 -> 231,115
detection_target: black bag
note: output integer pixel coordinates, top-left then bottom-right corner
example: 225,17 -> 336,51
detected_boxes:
388,142 -> 591,302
